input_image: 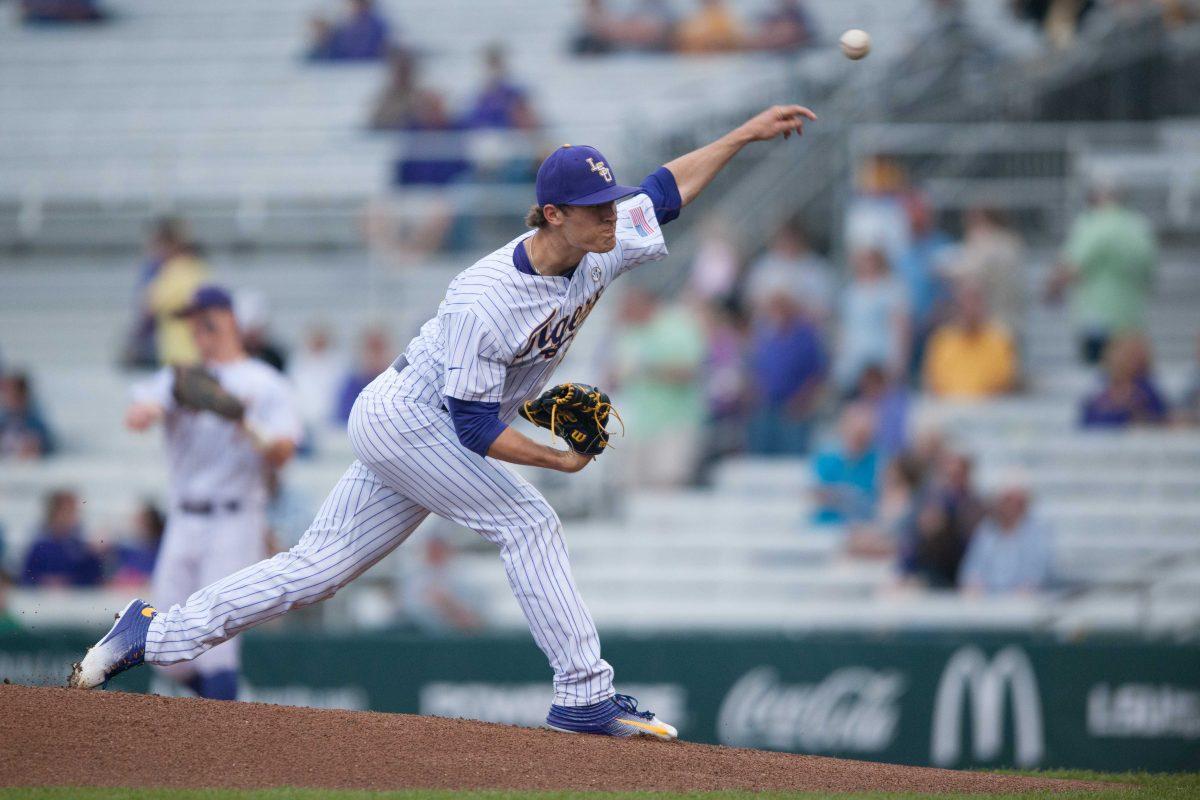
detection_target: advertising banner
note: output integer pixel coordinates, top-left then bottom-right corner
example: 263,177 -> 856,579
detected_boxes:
4,630 -> 1196,771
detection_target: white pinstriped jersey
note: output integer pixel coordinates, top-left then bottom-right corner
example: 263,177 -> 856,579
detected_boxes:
131,359 -> 303,507
397,192 -> 669,420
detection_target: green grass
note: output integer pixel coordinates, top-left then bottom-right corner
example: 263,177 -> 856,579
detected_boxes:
0,774 -> 1196,800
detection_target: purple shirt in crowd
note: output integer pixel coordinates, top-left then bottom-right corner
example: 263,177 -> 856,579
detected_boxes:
748,319 -> 826,408
1080,376 -> 1168,428
313,10 -> 389,61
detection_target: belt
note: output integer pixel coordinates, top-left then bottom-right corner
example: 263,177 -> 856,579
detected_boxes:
178,499 -> 242,516
389,355 -> 448,412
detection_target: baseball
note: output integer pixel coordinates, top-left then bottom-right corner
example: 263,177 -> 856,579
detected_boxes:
839,29 -> 871,60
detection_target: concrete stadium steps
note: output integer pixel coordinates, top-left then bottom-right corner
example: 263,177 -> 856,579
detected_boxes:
624,491 -> 809,531
465,590 -> 1188,635
0,0 -> 801,248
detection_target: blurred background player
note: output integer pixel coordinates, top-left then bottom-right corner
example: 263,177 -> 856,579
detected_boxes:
123,285 -> 303,700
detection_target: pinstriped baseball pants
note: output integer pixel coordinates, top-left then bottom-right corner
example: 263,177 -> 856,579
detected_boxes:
145,370 -> 616,706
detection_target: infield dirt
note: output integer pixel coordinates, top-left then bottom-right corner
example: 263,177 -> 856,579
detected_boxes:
0,684 -> 1118,795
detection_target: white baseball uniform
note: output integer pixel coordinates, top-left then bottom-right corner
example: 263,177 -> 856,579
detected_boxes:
144,192 -> 668,706
133,358 -> 302,678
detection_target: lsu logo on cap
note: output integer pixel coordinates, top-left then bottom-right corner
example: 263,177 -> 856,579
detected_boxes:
586,157 -> 613,183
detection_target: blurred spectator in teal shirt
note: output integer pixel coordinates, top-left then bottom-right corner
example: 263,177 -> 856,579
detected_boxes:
813,404 -> 879,525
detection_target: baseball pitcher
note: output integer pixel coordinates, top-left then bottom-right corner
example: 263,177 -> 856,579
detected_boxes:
71,104 -> 817,738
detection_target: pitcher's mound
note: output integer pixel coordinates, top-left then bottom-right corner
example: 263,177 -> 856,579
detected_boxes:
1,684 -> 1109,794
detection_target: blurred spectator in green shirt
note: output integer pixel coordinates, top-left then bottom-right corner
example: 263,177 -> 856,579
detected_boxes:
609,287 -> 705,488
1047,184 -> 1157,365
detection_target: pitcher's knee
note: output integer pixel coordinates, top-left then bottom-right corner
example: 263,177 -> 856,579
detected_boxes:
269,542 -> 350,607
499,500 -> 564,549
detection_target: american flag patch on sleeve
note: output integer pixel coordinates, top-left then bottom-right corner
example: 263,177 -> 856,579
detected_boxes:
629,205 -> 657,238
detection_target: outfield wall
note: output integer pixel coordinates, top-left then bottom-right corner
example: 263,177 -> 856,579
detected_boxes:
3,630 -> 1197,772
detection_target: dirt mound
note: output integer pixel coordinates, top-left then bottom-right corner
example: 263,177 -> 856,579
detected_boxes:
0,685 -> 1112,794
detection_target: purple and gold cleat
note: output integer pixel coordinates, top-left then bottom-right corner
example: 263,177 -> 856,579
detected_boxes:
546,693 -> 677,740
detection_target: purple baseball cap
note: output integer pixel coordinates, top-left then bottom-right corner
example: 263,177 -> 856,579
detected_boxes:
174,284 -> 234,317
535,145 -> 639,207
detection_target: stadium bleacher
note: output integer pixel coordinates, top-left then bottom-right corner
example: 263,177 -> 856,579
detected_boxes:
3,247 -> 1199,636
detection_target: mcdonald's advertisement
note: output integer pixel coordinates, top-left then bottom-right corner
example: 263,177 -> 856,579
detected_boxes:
3,630 -> 1198,771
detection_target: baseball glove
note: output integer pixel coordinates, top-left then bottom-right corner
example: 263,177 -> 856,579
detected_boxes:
519,383 -> 620,457
171,365 -> 245,421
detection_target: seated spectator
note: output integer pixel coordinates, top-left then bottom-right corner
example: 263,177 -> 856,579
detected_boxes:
1080,334 -> 1168,428
19,0 -> 106,24
743,221 -> 834,327
745,289 -> 826,456
852,364 -> 909,459
463,45 -> 539,131
846,453 -> 926,559
369,50 -> 419,130
573,0 -> 676,54
21,490 -> 103,588
0,372 -> 56,459
813,404 -> 880,525
834,248 -> 910,394
147,240 -> 210,366
898,450 -> 985,589
336,327 -> 394,424
610,289 -> 706,488
401,536 -> 483,634
923,279 -> 1018,400
746,0 -> 816,51
392,90 -> 473,186
122,217 -> 187,369
308,0 -> 392,62
674,0 -> 744,53
106,501 -> 163,589
959,473 -> 1053,595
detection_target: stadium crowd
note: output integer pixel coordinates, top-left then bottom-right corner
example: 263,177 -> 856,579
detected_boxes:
11,182 -> 1193,606
4,157 -> 1200,603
